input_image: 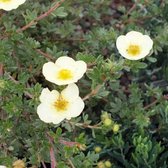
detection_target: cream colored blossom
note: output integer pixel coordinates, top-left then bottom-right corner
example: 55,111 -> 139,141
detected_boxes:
42,56 -> 87,85
0,166 -> 7,168
0,0 -> 26,11
116,31 -> 153,60
37,84 -> 84,124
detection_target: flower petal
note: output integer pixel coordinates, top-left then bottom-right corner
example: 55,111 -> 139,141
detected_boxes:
75,60 -> 87,79
52,78 -> 76,85
39,88 -> 59,104
66,97 -> 85,119
56,56 -> 76,68
42,62 -> 59,83
116,35 -> 127,51
143,35 -> 153,50
0,0 -> 26,11
126,31 -> 143,38
61,83 -> 79,101
37,103 -> 65,124
116,36 -> 130,58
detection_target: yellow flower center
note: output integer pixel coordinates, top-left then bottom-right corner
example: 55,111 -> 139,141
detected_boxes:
127,44 -> 141,56
0,0 -> 11,2
54,95 -> 69,112
57,69 -> 73,80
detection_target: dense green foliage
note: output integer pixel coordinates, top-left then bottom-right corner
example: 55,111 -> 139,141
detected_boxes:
1,0 -> 168,167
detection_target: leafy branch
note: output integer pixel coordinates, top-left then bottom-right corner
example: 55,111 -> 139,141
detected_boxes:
17,0 -> 65,32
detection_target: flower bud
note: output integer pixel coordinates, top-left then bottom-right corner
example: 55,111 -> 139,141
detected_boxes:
97,161 -> 105,168
104,160 -> 112,167
77,144 -> 86,151
0,80 -> 5,89
94,146 -> 102,153
101,112 -> 109,121
112,124 -> 120,133
13,160 -> 25,168
104,118 -> 112,127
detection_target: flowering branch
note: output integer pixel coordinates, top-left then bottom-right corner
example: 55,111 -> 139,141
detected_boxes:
17,0 -> 65,33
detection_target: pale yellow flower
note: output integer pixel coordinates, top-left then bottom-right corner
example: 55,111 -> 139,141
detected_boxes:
42,56 -> 87,85
0,0 -> 26,11
0,166 -> 6,168
37,84 -> 84,124
116,31 -> 153,60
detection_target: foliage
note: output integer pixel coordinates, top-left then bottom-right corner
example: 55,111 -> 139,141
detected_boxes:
1,0 -> 168,167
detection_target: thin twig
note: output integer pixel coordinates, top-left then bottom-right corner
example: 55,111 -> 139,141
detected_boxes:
123,15 -> 154,25
50,147 -> 56,168
17,0 -> 65,33
35,49 -> 54,61
68,121 -> 101,129
144,99 -> 158,110
0,63 -> 4,76
144,95 -> 168,110
7,73 -> 18,84
68,159 -> 76,168
126,3 -> 137,16
51,37 -> 86,42
41,161 -> 47,168
47,135 -> 57,168
59,139 -> 80,147
47,132 -> 81,147
82,85 -> 102,101
75,123 -> 101,129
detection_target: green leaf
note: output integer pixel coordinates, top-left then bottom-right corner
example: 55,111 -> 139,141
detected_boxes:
52,7 -> 68,18
147,56 -> 157,63
76,52 -> 96,63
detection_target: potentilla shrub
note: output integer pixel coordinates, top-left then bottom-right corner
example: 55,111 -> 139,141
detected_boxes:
1,0 -> 168,167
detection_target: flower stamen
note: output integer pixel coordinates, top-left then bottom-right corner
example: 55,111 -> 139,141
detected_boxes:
54,95 -> 69,112
57,69 -> 73,80
0,0 -> 11,2
127,44 -> 141,56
